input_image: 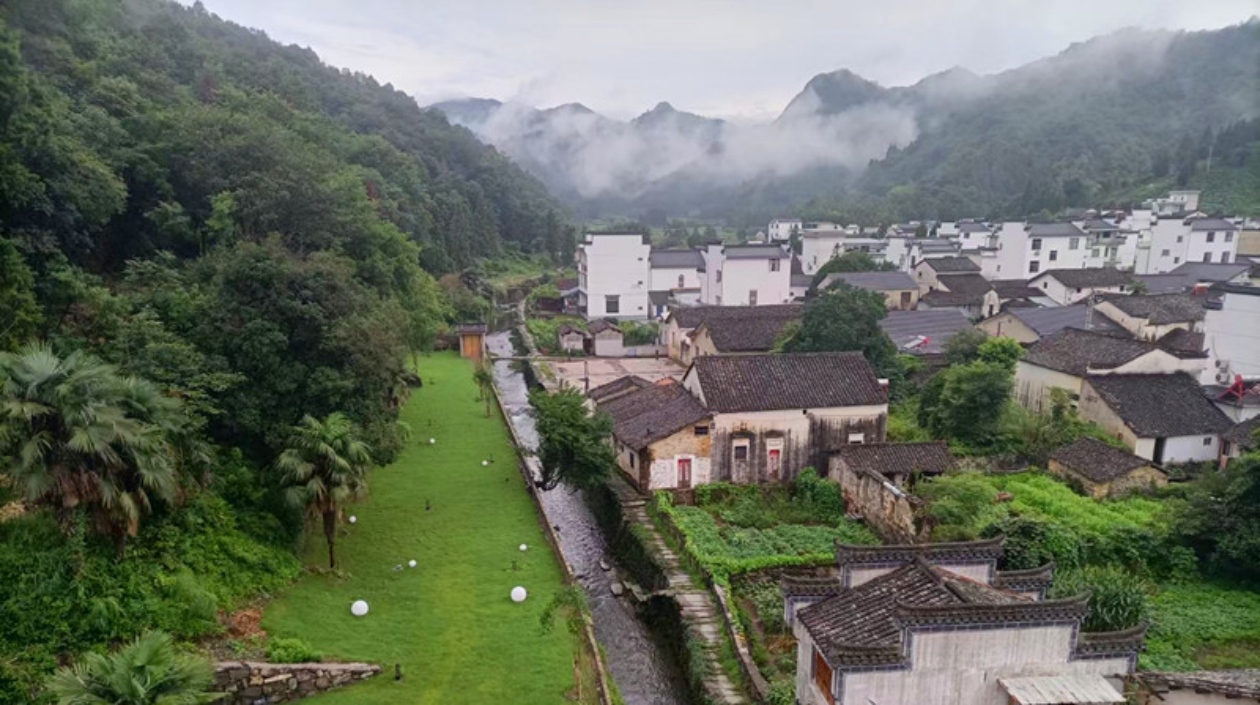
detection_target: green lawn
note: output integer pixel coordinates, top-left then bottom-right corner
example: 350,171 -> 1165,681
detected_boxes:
263,353 -> 577,704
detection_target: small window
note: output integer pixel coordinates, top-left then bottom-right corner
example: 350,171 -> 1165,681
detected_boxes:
1225,232 -> 1234,243
1031,238 -> 1042,251
1049,250 -> 1058,261
1092,248 -> 1101,257
628,451 -> 636,468
733,441 -> 749,461
1221,252 -> 1232,263
1174,257 -> 1180,264
1076,287 -> 1082,294
716,270 -> 722,283
749,290 -> 758,305
1029,261 -> 1041,274
678,274 -> 685,288
1069,237 -> 1079,250
1176,235 -> 1183,244
847,433 -> 865,445
1161,249 -> 1171,257
1204,437 -> 1213,446
1203,252 -> 1212,263
769,259 -> 781,272
1206,232 -> 1216,243
694,425 -> 709,436
605,295 -> 620,314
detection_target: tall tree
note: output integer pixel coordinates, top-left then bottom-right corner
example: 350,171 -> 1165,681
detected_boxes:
277,412 -> 372,569
810,251 -> 896,291
918,361 -> 1014,446
530,387 -> 615,491
47,631 -> 218,705
782,283 -> 901,381
0,344 -> 184,557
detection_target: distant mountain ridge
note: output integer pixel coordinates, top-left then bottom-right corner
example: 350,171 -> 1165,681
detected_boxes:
430,20 -> 1260,219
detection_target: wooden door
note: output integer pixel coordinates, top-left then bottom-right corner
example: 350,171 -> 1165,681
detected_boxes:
677,458 -> 692,488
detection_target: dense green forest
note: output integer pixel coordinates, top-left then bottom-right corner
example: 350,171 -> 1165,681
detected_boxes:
0,0 -> 566,699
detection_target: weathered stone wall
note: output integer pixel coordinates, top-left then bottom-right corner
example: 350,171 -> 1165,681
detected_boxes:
831,458 -> 925,544
212,661 -> 380,704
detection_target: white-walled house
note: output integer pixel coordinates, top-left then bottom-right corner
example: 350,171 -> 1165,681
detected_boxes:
1135,216 -> 1239,274
1203,282 -> 1260,386
681,353 -> 888,483
1027,268 -> 1133,305
699,243 -> 792,306
1015,328 -> 1207,414
596,379 -> 712,492
1094,293 -> 1205,342
661,304 -> 803,366
769,218 -> 802,242
578,232 -> 651,320
648,249 -> 703,316
784,539 -> 1141,705
1079,373 -> 1233,464
800,231 -> 849,274
913,256 -> 982,293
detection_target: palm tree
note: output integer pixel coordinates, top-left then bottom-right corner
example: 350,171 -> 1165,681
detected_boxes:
277,412 -> 372,569
0,344 -> 183,557
47,630 -> 219,705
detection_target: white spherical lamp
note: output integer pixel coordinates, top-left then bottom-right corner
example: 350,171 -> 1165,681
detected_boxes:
481,460 -> 489,467
519,544 -> 528,552
348,515 -> 357,524
408,559 -> 417,568
350,600 -> 369,617
510,586 -> 527,603
429,438 -> 436,445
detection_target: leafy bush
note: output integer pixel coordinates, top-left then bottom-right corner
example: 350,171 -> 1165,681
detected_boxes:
526,316 -> 586,355
1050,566 -> 1150,633
618,320 -> 659,346
768,679 -> 797,705
1143,582 -> 1260,670
267,637 -> 323,663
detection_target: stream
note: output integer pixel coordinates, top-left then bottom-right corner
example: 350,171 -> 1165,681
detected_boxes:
486,331 -> 691,705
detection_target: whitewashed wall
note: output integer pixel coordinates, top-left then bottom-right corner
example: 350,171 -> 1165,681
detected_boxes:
1203,289 -> 1260,382
649,265 -> 701,292
648,456 -> 711,489
580,234 -> 651,319
721,257 -> 792,306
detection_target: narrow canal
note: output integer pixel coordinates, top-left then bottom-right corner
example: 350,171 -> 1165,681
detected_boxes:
486,331 -> 691,705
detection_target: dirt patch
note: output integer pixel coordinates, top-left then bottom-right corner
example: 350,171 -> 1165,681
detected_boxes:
0,501 -> 27,523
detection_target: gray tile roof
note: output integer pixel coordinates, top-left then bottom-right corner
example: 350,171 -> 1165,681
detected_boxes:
938,273 -> 995,299
1134,274 -> 1193,294
1098,293 -> 1206,324
696,309 -> 801,353
1028,222 -> 1088,238
1168,261 -> 1250,282
1023,328 -> 1160,376
649,248 -> 704,268
1004,305 -> 1127,338
831,442 -> 954,479
957,222 -> 992,233
587,319 -> 621,335
666,303 -> 803,329
1031,268 -> 1134,289
724,244 -> 790,260
1085,373 -> 1234,438
1225,416 -> 1260,449
1156,328 -> 1205,356
587,375 -> 652,403
991,279 -> 1043,300
822,271 -> 917,291
1144,671 -> 1260,698
1188,218 -> 1240,231
689,352 -> 885,413
597,382 -> 710,450
921,290 -> 984,307
923,256 -> 981,273
879,310 -> 973,354
1049,438 -> 1154,483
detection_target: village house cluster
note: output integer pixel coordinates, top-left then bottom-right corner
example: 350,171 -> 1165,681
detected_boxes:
551,189 -> 1260,705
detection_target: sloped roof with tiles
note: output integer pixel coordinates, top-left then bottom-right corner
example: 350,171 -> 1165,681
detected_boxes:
1028,222 -> 1087,238
1023,328 -> 1160,376
587,375 -> 652,403
689,352 -> 885,413
596,382 -> 710,450
1099,293 -> 1205,324
649,249 -> 704,268
822,271 -> 918,291
695,311 -> 799,353
1004,305 -> 1126,338
1031,268 -> 1133,289
879,310 -> 973,354
666,303 -> 802,330
923,256 -> 981,273
830,442 -> 954,479
1049,438 -> 1154,483
1085,373 -> 1234,438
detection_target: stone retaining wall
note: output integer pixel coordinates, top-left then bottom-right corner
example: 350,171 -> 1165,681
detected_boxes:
212,661 -> 380,704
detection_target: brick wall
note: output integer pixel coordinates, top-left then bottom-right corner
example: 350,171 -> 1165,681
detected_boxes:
212,661 -> 380,704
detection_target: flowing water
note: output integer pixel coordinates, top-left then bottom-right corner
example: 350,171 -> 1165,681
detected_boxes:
486,332 -> 691,705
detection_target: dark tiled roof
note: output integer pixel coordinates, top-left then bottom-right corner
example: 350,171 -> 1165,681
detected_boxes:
1168,261 -> 1250,283
587,375 -> 651,402
587,319 -> 621,334
1085,373 -> 1234,438
923,256 -> 981,273
799,560 -> 1062,667
1004,305 -> 1127,338
823,271 -> 917,291
831,442 -> 954,479
696,311 -> 799,353
1049,438 -> 1153,483
938,272 -> 995,298
1144,671 -> 1260,698
1134,274 -> 1192,294
1028,222 -> 1087,238
835,537 -> 1005,571
992,564 -> 1056,594
1225,416 -> 1260,449
557,324 -> 586,336
921,290 -> 984,307
597,382 -> 710,450
649,249 -> 704,268
957,222 -> 993,233
689,353 -> 885,413
1099,293 -> 1205,324
1080,218 -> 1119,231
666,304 -> 803,329
879,310 -> 973,355
1156,328 -> 1205,356
1032,268 -> 1133,289
790,274 -> 813,289
724,244 -> 790,260
1023,328 -> 1159,376
780,575 -> 844,599
991,279 -> 1043,300
1188,217 -> 1240,231
456,323 -> 487,333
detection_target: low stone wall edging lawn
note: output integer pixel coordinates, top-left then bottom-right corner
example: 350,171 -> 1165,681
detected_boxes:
212,661 -> 380,704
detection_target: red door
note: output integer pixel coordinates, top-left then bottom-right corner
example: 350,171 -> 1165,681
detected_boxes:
768,449 -> 782,480
677,458 -> 692,488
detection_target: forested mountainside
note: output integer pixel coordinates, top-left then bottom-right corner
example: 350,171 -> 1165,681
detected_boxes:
437,20 -> 1260,221
0,1 -> 564,697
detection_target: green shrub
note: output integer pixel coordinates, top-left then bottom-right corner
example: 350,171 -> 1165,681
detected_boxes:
1051,566 -> 1150,633
267,637 -> 323,663
618,320 -> 659,346
768,679 -> 797,705
1143,582 -> 1260,670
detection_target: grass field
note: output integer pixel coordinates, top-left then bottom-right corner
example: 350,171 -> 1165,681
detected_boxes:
263,353 -> 578,704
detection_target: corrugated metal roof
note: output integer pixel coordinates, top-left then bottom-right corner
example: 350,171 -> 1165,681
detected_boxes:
999,675 -> 1125,704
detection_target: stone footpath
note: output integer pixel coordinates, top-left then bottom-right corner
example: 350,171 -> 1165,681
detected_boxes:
614,483 -> 751,705
212,661 -> 380,704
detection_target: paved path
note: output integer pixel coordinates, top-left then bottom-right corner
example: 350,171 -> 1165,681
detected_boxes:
612,480 -> 752,705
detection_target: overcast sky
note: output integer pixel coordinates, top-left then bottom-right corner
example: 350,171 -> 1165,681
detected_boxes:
191,0 -> 1255,121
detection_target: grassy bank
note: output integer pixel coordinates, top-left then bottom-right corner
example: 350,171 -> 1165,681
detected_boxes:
263,353 -> 578,704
